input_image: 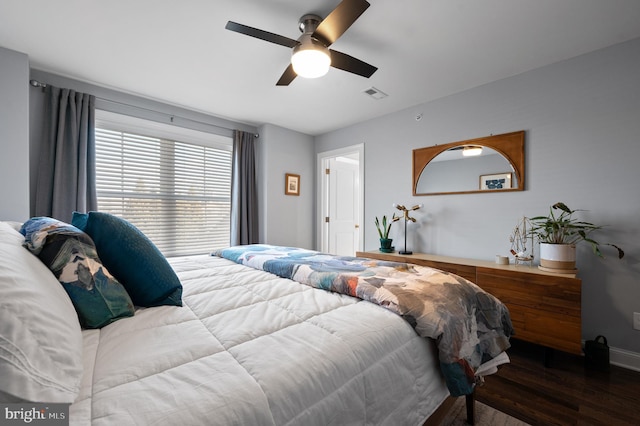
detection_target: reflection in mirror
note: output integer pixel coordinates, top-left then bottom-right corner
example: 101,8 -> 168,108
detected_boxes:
412,131 -> 525,196
416,147 -> 517,193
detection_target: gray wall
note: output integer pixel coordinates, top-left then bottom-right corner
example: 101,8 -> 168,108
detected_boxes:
315,37 -> 640,356
257,124 -> 315,249
0,47 -> 29,221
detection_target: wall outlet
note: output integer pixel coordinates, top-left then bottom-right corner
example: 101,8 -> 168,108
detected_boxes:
634,312 -> 640,330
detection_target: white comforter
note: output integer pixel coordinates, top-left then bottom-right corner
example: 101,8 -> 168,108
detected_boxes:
69,255 -> 449,425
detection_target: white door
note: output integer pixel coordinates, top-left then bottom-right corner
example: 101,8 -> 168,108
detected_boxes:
327,155 -> 360,256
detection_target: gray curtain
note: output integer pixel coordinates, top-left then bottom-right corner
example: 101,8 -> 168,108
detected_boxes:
230,130 -> 259,245
34,85 -> 96,222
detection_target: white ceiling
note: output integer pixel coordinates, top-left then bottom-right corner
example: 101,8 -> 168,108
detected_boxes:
2,0 -> 640,136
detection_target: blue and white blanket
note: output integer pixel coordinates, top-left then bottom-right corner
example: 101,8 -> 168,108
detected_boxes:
215,244 -> 513,396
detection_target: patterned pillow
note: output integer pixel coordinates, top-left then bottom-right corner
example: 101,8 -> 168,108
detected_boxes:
20,217 -> 134,329
72,212 -> 183,307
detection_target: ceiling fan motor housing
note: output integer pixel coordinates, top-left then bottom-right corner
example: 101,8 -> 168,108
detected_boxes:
298,14 -> 322,34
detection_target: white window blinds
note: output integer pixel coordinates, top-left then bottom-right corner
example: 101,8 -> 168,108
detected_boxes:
94,112 -> 232,257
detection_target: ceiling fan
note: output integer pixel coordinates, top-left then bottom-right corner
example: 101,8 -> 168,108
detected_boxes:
225,0 -> 378,86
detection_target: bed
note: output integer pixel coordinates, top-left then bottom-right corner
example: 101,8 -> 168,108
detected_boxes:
0,216 -> 512,425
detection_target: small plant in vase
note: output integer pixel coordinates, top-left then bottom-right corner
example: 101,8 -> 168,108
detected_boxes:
527,202 -> 624,272
375,214 -> 399,253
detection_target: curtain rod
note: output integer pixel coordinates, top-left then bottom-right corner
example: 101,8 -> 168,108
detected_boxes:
29,79 -> 259,139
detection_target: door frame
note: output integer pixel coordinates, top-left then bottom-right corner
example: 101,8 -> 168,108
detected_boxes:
316,143 -> 365,253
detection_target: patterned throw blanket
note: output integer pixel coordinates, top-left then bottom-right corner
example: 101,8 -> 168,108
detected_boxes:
214,244 -> 513,396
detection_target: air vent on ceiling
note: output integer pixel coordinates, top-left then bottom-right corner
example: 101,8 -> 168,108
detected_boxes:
362,87 -> 388,100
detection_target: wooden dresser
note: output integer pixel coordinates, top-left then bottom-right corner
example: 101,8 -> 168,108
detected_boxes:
356,250 -> 583,355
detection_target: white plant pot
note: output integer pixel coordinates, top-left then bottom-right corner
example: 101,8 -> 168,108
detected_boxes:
539,243 -> 576,272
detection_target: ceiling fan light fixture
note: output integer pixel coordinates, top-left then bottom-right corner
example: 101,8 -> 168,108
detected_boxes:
462,145 -> 483,156
291,38 -> 331,79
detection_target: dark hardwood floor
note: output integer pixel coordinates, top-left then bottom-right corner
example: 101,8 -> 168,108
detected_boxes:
475,340 -> 640,425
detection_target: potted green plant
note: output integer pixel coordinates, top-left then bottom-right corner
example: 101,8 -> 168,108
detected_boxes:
375,214 -> 399,253
528,202 -> 624,272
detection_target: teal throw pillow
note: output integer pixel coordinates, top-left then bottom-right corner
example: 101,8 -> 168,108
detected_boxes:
72,212 -> 182,307
20,217 -> 135,329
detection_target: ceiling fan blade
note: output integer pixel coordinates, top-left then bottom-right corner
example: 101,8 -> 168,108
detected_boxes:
276,64 -> 297,86
329,49 -> 377,78
313,0 -> 370,46
225,21 -> 299,48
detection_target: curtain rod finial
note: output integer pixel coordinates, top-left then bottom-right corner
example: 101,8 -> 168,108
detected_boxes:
29,79 -> 47,88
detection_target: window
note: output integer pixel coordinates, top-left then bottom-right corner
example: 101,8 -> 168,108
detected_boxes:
94,111 -> 232,257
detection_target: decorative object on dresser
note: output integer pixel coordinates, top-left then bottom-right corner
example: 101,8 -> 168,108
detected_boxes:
356,250 -> 583,357
374,213 -> 398,252
392,203 -> 422,254
527,202 -> 624,273
509,217 -> 534,266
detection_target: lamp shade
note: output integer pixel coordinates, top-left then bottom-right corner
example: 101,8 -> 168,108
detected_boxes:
291,38 -> 331,79
462,146 -> 483,156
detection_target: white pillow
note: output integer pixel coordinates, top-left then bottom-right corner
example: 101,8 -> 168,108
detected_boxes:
0,222 -> 83,403
3,221 -> 22,232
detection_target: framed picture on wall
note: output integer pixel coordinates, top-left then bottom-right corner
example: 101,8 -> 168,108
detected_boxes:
479,172 -> 512,190
285,173 -> 300,196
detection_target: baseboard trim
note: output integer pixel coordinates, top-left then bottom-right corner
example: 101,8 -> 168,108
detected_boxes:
610,346 -> 640,372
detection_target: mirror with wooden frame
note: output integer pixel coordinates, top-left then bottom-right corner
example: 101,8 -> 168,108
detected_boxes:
413,130 -> 525,196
